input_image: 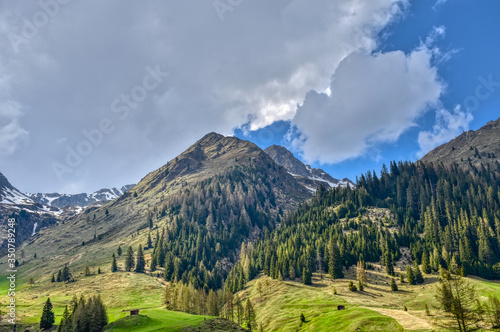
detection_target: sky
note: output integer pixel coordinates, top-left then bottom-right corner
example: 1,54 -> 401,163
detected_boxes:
0,0 -> 499,194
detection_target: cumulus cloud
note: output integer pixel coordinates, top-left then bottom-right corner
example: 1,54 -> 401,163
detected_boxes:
0,0 -> 408,192
292,47 -> 443,164
432,0 -> 448,10
417,106 -> 473,157
0,100 -> 29,155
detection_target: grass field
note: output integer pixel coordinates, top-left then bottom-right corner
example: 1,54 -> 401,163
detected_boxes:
104,309 -> 209,332
2,257 -> 499,331
237,265 -> 500,332
0,270 -> 212,331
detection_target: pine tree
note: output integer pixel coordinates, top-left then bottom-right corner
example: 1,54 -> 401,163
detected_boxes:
83,266 -> 91,276
435,270 -> 482,331
302,268 -> 312,285
384,250 -> 394,276
400,273 -> 405,283
407,266 -> 415,285
207,289 -> 218,316
62,264 -> 72,282
358,280 -> 364,291
125,246 -> 135,272
422,252 -> 431,274
147,232 -> 153,248
51,274 -> 55,283
244,298 -> 256,330
117,245 -> 122,256
58,305 -> 70,332
40,298 -> 55,329
135,245 -> 146,273
390,278 -> 398,291
234,295 -> 243,325
357,260 -> 368,284
111,253 -> 118,272
414,261 -> 424,284
328,240 -> 344,279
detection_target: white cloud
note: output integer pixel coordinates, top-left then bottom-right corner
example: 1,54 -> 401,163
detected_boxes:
433,0 -> 448,10
292,47 -> 443,164
417,106 -> 472,157
0,100 -> 29,155
0,0 -> 408,192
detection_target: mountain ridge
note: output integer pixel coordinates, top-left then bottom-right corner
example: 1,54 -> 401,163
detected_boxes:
420,116 -> 500,168
264,144 -> 354,191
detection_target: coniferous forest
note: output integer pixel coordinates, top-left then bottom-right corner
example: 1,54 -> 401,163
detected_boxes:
226,160 -> 500,292
148,165 -> 283,291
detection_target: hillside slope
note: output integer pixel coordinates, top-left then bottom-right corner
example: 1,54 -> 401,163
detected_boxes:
13,133 -> 311,289
421,117 -> 500,168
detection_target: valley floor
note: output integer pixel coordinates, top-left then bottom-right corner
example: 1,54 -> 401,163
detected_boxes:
1,264 -> 499,331
236,264 -> 500,332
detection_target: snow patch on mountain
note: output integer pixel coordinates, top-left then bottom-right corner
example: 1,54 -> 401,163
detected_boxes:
27,184 -> 135,209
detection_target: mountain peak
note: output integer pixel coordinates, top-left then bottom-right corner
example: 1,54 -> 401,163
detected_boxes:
197,132 -> 225,144
0,171 -> 15,192
420,116 -> 500,167
264,145 -> 354,190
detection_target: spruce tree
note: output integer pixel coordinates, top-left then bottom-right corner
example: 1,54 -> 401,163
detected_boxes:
117,245 -> 122,256
390,278 -> 398,291
40,298 -> 55,329
414,261 -> 424,284
125,246 -> 135,272
147,232 -> 153,248
407,266 -> 415,285
385,250 -> 394,276
135,245 -> 146,273
111,253 -> 118,272
83,266 -> 91,276
422,252 -> 431,274
302,268 -> 312,285
244,298 -> 256,330
328,239 -> 344,279
62,264 -> 72,282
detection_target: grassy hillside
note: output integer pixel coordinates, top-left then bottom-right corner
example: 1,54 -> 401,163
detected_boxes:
104,310 -> 209,332
0,270 -> 211,330
236,266 -> 500,332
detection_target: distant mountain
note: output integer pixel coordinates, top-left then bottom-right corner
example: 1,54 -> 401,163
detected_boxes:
264,145 -> 354,191
23,132 -> 313,288
27,185 -> 135,209
0,171 -> 60,254
421,117 -> 500,168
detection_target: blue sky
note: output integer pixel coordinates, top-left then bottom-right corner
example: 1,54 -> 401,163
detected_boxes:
235,0 -> 500,182
1,0 -> 499,192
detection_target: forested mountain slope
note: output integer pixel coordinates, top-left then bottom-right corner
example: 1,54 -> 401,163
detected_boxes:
227,160 -> 500,292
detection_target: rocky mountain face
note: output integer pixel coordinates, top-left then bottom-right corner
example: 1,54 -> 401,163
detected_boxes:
24,133 -> 313,284
264,145 -> 354,192
27,185 -> 135,209
421,117 -> 500,169
0,171 -> 60,254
